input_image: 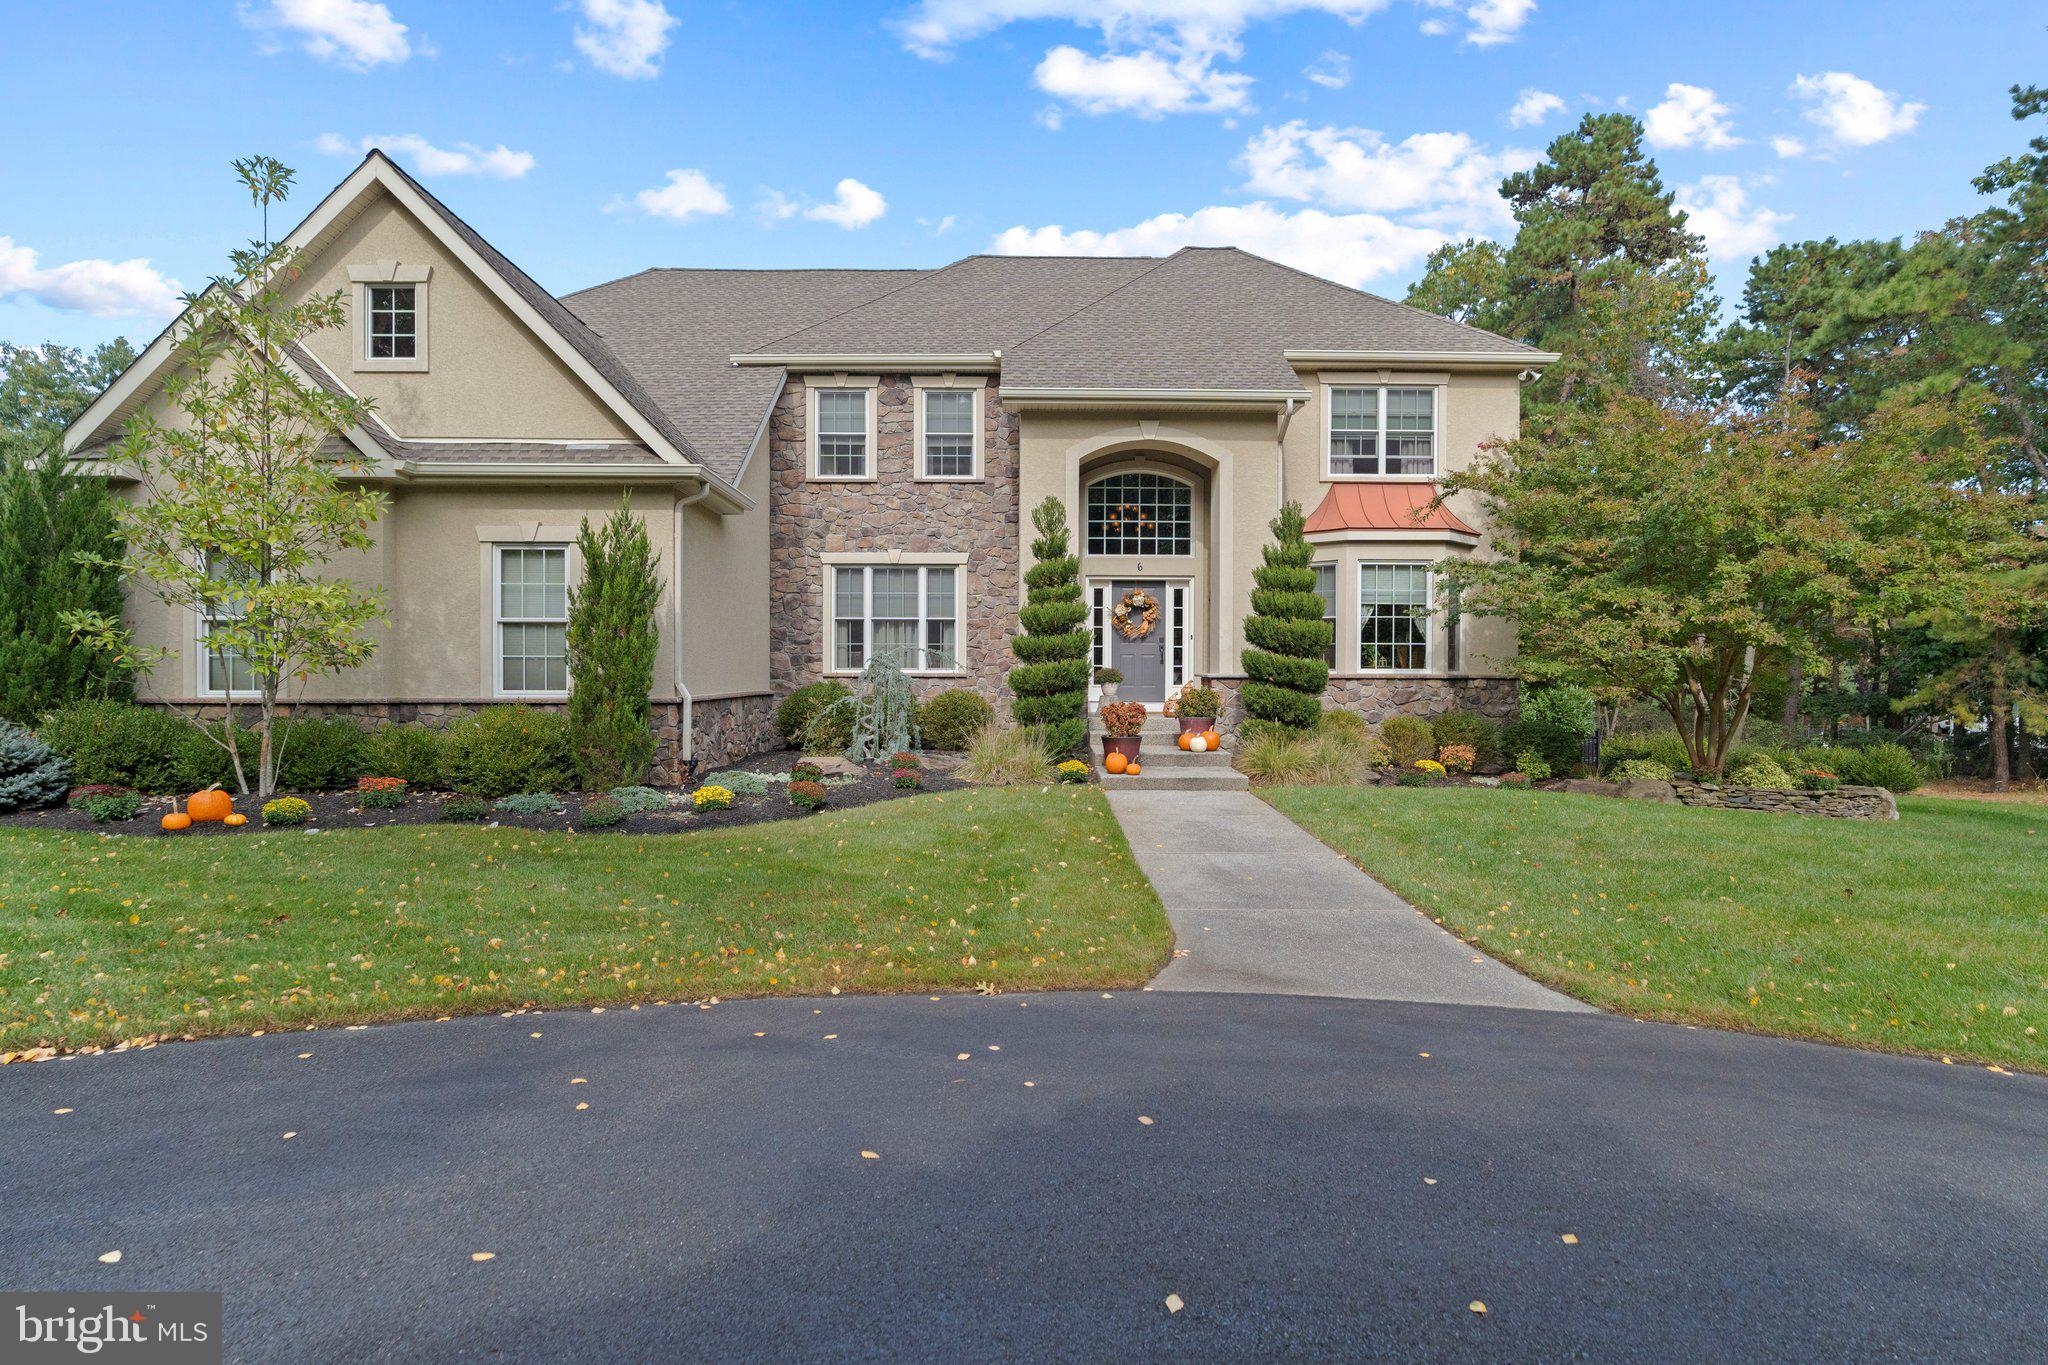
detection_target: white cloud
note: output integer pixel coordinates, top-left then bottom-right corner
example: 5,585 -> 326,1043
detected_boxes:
1034,44 -> 1252,116
573,0 -> 677,79
1790,71 -> 1924,148
804,179 -> 889,229
1675,175 -> 1790,260
1305,50 -> 1351,88
992,202 -> 1445,288
1507,88 -> 1563,128
1771,134 -> 1807,159
1240,121 -> 1535,235
1418,0 -> 1535,45
0,236 -> 184,318
242,0 -> 413,69
316,133 -> 535,179
920,214 -> 960,235
616,169 -> 732,223
1643,83 -> 1741,151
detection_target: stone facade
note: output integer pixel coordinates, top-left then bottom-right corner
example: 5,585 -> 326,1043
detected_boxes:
768,376 -> 1021,707
1670,780 -> 1899,821
1205,674 -> 1518,732
675,694 -> 778,777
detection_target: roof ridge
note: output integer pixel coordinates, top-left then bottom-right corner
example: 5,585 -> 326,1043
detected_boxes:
1209,244 -> 1541,353
741,255 -> 990,352
1000,252 -> 1186,355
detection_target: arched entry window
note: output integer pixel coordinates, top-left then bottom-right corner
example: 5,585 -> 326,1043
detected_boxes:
1086,472 -> 1192,556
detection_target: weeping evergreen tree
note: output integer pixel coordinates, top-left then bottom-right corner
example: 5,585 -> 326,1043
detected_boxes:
1009,497 -> 1090,753
1241,501 -> 1331,730
566,497 -> 664,787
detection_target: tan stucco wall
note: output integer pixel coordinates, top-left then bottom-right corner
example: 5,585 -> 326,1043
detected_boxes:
679,429 -> 772,701
288,188 -> 633,441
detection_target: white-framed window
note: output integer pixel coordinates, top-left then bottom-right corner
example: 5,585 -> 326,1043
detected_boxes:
198,558 -> 257,696
495,545 -> 570,695
918,387 -> 980,480
1327,385 -> 1437,478
1086,472 -> 1193,556
366,285 -> 417,361
830,564 -> 961,673
1359,562 -> 1432,673
812,388 -> 873,480
1312,562 -> 1338,668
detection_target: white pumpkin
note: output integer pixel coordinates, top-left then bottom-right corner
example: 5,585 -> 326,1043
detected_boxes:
1188,733 -> 1209,753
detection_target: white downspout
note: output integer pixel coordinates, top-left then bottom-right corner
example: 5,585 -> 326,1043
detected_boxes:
1275,397 -> 1301,508
672,482 -> 714,769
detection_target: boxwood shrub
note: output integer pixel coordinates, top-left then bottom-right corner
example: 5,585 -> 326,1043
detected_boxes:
442,707 -> 575,798
776,682 -> 851,746
916,689 -> 994,751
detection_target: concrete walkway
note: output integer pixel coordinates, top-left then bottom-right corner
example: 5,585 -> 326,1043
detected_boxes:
1109,789 -> 1591,1011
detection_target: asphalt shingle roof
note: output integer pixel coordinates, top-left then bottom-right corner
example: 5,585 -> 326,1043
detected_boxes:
565,268 -> 926,483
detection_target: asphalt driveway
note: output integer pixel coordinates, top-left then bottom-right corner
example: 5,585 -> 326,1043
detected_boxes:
4,992 -> 2042,1362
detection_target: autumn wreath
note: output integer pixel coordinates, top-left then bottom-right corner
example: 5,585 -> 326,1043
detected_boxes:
1110,588 -> 1160,640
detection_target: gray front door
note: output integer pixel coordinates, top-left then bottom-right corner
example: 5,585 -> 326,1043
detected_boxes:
1108,580 -> 1168,703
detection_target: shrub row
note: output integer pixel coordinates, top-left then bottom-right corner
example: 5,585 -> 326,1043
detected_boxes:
31,700 -> 581,799
1597,730 -> 1922,792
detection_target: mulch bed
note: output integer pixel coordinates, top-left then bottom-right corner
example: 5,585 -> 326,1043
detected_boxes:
1,749 -> 965,839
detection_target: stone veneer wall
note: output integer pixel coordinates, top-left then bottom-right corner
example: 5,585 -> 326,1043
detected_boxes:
1670,780 -> 1899,821
768,376 -> 1021,707
1205,675 -> 1518,731
148,697 -> 778,787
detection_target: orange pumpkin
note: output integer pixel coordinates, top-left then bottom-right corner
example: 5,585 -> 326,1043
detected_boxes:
187,786 -> 234,823
222,813 -> 248,828
1177,732 -> 1191,751
1125,761 -> 1142,776
161,809 -> 192,832
1204,729 -> 1221,749
1104,751 -> 1128,774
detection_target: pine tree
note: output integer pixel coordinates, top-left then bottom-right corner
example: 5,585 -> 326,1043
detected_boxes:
1009,497 -> 1090,752
566,497 -> 664,787
0,448 -> 129,724
1240,502 -> 1330,732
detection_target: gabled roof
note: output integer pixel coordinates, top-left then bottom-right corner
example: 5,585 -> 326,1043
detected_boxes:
565,267 -> 926,483
1304,481 -> 1479,539
1001,247 -> 1548,394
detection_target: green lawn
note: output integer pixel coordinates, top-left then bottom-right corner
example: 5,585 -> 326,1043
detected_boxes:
0,788 -> 1169,1056
1265,786 -> 2047,1071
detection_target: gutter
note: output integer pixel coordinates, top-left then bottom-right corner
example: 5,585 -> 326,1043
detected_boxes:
998,386 -> 1309,410
1283,349 -> 1561,369
731,352 -> 999,372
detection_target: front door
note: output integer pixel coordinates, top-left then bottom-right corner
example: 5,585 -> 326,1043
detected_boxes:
1108,580 -> 1168,704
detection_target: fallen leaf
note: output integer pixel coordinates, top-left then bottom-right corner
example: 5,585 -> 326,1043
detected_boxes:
529,1032 -> 542,1039
570,1078 -> 587,1085
1138,1116 -> 1155,1126
281,1132 -> 297,1140
52,1108 -> 72,1116
471,1252 -> 495,1263
860,1150 -> 880,1160
298,1053 -> 313,1059
98,1251 -> 121,1264
988,1045 -> 1001,1052
1560,1234 -> 1578,1245
753,1032 -> 766,1037
1424,1177 -> 1437,1185
823,1034 -> 838,1040
956,1053 -> 971,1060
1164,1293 -> 1184,1314
575,1102 -> 589,1111
1418,1052 -> 1431,1059
1468,1301 -> 1487,1315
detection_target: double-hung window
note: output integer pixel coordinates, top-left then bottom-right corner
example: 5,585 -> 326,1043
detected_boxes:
199,557 -> 257,695
814,389 -> 871,479
831,564 -> 960,673
1312,563 -> 1338,668
367,285 -> 417,361
1327,385 -> 1437,477
920,388 -> 978,479
496,546 -> 570,695
1359,562 -> 1432,672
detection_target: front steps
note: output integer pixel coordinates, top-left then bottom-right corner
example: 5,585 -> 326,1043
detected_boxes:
1089,714 -> 1249,792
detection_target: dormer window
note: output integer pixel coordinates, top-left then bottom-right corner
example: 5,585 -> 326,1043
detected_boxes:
367,286 -> 416,360
349,262 -> 431,372
1326,383 -> 1437,478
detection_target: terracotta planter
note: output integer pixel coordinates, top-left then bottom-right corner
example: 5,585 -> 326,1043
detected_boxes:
1177,716 -> 1217,736
1101,735 -> 1141,763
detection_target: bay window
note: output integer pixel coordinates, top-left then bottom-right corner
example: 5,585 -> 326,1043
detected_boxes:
1359,562 -> 1431,672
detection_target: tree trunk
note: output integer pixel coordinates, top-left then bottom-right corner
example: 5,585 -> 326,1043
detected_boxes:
1988,703 -> 2011,793
1782,656 -> 1802,734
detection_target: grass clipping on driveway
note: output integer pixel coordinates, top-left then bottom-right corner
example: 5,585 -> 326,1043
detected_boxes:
0,788 -> 1169,1055
1266,787 -> 2046,1071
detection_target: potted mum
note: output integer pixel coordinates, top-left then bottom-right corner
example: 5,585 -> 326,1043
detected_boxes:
1094,666 -> 1124,700
1171,684 -> 1222,738
1098,700 -> 1147,765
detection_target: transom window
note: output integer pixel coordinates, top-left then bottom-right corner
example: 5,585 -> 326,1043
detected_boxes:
199,557 -> 257,695
1328,385 -> 1436,477
1086,473 -> 1192,557
1312,562 -> 1337,668
496,546 -> 569,694
832,564 -> 960,673
922,389 -> 977,479
814,389 -> 870,479
367,285 -> 417,361
1359,562 -> 1431,672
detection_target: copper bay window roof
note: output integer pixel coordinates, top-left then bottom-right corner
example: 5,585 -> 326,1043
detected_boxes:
1303,481 -> 1479,538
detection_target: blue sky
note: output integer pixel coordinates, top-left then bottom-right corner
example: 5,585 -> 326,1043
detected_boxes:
4,1 -> 2045,352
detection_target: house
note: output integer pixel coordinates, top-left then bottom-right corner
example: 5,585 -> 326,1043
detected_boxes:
61,152 -> 1555,781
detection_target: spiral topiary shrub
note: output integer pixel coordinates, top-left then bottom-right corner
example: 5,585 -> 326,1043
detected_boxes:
0,720 -> 69,813
1239,502 -> 1330,732
1009,498 -> 1090,730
